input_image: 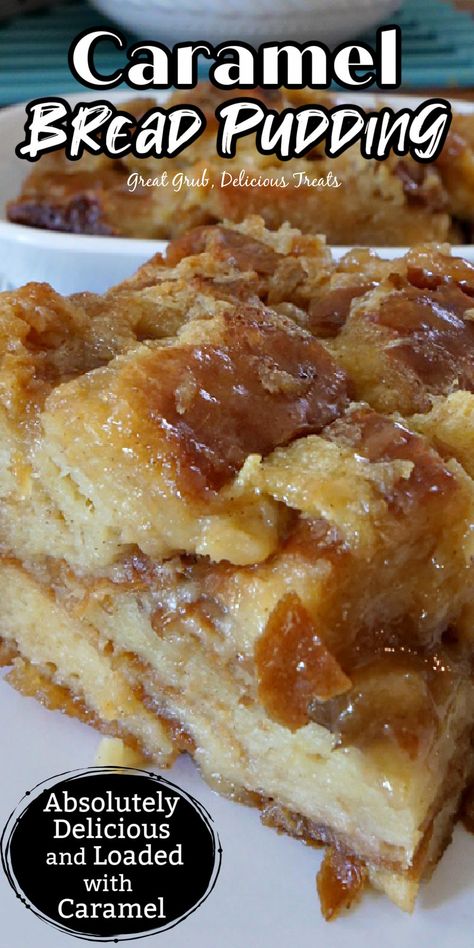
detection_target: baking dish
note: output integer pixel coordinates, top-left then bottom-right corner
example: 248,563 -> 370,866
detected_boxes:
0,90 -> 473,294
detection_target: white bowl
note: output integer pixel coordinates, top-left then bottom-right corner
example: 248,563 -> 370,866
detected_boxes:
89,0 -> 402,46
1,90 -> 474,295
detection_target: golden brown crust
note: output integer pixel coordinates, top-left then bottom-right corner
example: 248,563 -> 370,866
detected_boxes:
329,250 -> 474,416
116,306 -> 349,496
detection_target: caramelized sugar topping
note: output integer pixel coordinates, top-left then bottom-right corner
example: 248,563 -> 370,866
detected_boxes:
325,409 -> 454,513
308,283 -> 375,338
255,593 -> 351,730
370,283 -> 474,392
253,405 -> 458,749
309,648 -> 466,758
406,249 -> 474,297
166,225 -> 282,274
126,309 -> 349,494
317,848 -> 368,921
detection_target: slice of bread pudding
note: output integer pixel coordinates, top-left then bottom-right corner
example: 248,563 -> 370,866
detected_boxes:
2,217 -> 474,919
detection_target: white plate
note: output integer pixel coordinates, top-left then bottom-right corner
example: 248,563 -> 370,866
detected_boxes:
0,675 -> 474,948
0,90 -> 474,294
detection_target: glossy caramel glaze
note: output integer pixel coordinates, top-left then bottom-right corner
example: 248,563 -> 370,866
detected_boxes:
255,593 -> 351,730
370,284 -> 474,393
308,284 -> 376,338
406,249 -> 474,296
253,407 -> 466,751
124,308 -> 349,494
317,848 -> 368,921
309,647 -> 468,758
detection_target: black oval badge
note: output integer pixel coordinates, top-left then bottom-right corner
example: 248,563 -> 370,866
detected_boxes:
1,768 -> 222,941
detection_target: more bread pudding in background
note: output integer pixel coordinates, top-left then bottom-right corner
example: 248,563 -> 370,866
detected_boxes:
7,85 -> 474,246
2,216 -> 474,919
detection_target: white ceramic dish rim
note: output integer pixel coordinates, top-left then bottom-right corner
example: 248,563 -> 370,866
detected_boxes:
3,225 -> 474,263
1,89 -> 474,257
89,0 -> 400,17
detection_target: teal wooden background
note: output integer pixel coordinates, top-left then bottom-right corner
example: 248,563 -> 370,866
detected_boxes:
0,0 -> 473,104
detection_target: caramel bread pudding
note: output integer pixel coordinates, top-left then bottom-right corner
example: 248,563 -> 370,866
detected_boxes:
7,87 -> 474,246
2,218 -> 474,919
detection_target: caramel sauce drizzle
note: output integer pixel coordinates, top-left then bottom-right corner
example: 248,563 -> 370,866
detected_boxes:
317,848 -> 368,921
255,593 -> 351,731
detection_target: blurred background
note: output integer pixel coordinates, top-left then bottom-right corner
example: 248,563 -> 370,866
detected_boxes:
0,0 -> 473,104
